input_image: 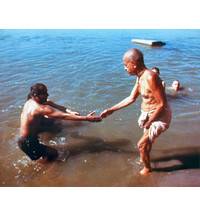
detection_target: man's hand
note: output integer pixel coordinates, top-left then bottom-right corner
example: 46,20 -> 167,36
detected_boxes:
143,120 -> 151,129
86,111 -> 102,122
100,109 -> 114,118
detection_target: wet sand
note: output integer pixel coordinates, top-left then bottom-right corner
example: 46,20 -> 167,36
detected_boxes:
1,131 -> 200,186
1,108 -> 200,187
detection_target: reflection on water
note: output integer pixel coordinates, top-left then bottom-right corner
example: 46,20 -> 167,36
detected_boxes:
0,30 -> 200,186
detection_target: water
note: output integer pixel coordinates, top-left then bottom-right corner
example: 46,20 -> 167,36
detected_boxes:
0,29 -> 200,186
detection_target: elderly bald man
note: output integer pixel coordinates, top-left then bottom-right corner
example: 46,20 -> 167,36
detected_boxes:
101,48 -> 171,175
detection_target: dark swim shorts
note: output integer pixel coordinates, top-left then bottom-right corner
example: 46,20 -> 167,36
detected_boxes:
18,136 -> 58,161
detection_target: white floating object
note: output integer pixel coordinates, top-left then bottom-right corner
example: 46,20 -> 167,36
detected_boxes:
132,39 -> 166,46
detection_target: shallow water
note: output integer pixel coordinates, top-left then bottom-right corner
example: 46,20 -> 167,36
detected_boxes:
0,29 -> 200,186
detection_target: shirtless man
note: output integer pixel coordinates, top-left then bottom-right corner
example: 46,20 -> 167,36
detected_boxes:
18,83 -> 102,161
101,49 -> 171,175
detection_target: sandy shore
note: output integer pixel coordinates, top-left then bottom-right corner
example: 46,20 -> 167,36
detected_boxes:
1,135 -> 200,187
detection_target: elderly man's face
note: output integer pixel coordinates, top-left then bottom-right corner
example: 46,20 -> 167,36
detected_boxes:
123,58 -> 137,75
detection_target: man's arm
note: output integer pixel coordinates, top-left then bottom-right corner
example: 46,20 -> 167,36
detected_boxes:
143,74 -> 167,129
101,81 -> 140,118
39,105 -> 101,122
45,100 -> 80,115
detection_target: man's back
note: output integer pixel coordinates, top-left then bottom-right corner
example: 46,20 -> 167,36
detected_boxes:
20,99 -> 42,138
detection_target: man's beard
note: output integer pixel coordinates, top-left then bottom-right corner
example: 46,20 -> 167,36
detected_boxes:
40,98 -> 47,104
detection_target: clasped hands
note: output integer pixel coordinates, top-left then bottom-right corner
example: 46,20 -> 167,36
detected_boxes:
84,108 -> 114,122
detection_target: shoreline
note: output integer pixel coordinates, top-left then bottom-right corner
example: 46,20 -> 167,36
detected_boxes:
1,143 -> 200,186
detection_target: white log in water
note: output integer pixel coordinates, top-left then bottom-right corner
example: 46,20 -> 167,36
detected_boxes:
132,39 -> 166,46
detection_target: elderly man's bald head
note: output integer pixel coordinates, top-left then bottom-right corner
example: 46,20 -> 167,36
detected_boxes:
123,48 -> 144,66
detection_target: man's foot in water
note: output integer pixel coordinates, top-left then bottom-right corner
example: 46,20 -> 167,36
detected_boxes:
139,167 -> 152,175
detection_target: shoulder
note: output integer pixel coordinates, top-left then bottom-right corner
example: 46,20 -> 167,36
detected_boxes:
145,69 -> 158,83
144,70 -> 163,91
23,99 -> 55,117
23,100 -> 30,109
23,99 -> 38,113
39,104 -> 54,113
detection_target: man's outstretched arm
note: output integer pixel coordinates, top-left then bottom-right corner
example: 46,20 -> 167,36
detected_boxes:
101,81 -> 140,118
39,105 -> 101,122
45,100 -> 80,115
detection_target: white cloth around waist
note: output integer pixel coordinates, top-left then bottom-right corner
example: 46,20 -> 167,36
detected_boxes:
138,107 -> 171,143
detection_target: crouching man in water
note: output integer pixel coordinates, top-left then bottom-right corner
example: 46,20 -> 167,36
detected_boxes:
18,83 -> 102,162
101,49 -> 171,175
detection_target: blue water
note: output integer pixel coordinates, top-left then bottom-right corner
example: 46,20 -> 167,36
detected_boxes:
0,29 -> 200,186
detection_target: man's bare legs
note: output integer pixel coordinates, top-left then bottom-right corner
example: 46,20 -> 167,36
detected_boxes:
137,130 -> 152,175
